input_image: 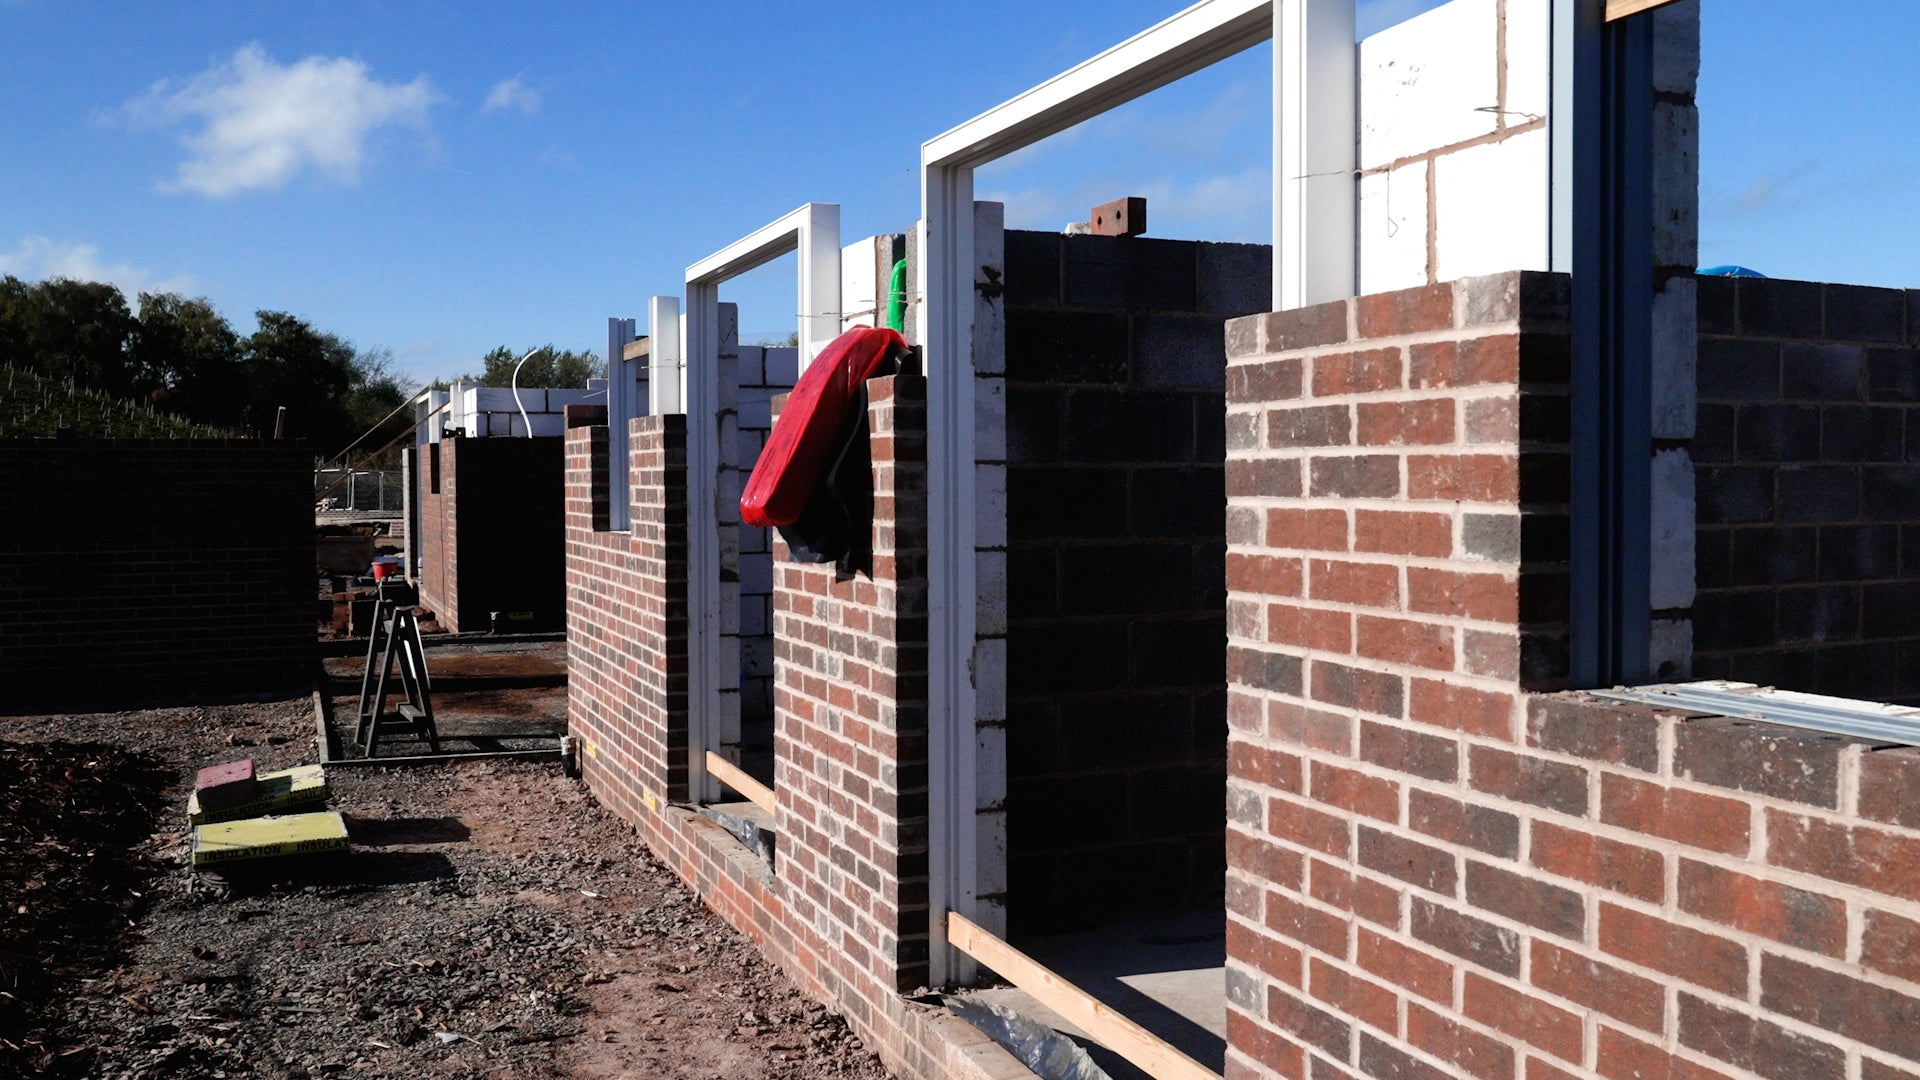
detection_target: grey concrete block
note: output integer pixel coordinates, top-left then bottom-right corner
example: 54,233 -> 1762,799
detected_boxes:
1825,284 -> 1906,344
1196,241 -> 1273,316
1134,313 -> 1227,390
1780,343 -> 1863,401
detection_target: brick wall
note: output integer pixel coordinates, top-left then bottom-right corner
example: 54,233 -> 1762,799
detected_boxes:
562,384 -> 1012,1080
567,410 -> 691,816
1694,274 -> 1920,702
417,435 -> 566,634
998,227 -> 1271,932
1221,272 -> 1575,1079
771,373 -> 932,997
0,439 -> 312,708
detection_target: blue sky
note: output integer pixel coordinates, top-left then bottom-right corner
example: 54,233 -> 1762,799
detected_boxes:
0,2 -> 1911,389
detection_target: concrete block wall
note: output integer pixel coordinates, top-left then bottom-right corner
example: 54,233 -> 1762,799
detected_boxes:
1693,275 -> 1920,702
1357,0 -> 1551,293
996,227 -> 1272,933
0,440 -> 312,708
718,342 -> 801,781
1221,272 -> 1575,1079
418,435 -> 566,633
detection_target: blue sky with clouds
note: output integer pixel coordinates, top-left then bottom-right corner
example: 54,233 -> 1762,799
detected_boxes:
0,2 -> 1911,387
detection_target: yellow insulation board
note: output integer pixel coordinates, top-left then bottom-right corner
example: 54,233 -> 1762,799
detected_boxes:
191,811 -> 350,866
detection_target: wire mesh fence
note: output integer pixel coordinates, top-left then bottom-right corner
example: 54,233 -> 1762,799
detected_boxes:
315,468 -> 404,513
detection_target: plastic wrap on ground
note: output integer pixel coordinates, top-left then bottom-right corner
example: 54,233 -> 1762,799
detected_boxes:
946,996 -> 1111,1080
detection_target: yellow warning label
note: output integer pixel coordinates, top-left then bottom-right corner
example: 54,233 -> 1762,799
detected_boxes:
642,789 -> 659,812
584,740 -> 599,759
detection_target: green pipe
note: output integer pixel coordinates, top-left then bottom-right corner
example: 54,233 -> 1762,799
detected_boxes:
885,258 -> 908,333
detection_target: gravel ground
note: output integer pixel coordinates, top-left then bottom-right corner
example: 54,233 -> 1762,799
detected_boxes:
0,697 -> 894,1080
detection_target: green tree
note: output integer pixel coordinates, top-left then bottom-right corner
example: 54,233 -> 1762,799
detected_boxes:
243,310 -> 359,451
477,344 -> 600,389
132,292 -> 244,423
0,276 -> 138,395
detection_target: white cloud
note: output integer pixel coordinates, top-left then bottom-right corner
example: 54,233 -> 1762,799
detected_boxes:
482,77 -> 542,115
0,235 -> 194,297
121,44 -> 439,197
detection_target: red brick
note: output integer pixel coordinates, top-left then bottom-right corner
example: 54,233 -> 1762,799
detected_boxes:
1408,678 -> 1516,740
1360,721 -> 1460,783
1228,1011 -> 1308,1080
1596,1027 -> 1739,1080
1270,602 -> 1354,652
1231,737 -> 1305,794
1761,952 -> 1920,1063
1228,552 -> 1307,596
1230,357 -> 1306,403
1309,958 -> 1399,1033
1267,982 -> 1352,1058
1410,790 -> 1519,858
1358,283 -> 1455,339
1353,615 -> 1453,670
1358,399 -> 1456,447
1766,809 -> 1920,896
1309,454 -> 1402,499
1527,696 -> 1661,772
1230,915 -> 1305,986
1229,457 -> 1304,498
1310,559 -> 1400,606
1676,858 -> 1847,956
1407,454 -> 1517,502
1858,747 -> 1920,829
1861,907 -> 1920,984
1310,860 -> 1401,928
1531,940 -> 1665,1034
1598,902 -> 1747,997
1270,300 -> 1352,351
1354,509 -> 1453,558
1465,861 -> 1584,939
1310,660 -> 1405,718
1526,1059 -> 1583,1080
1410,333 -> 1521,388
1405,1001 -> 1517,1080
1313,347 -> 1403,396
1269,701 -> 1355,755
1530,823 -> 1664,901
1311,761 -> 1401,824
1357,928 -> 1451,1004
1407,567 -> 1517,622
1359,827 -> 1457,896
1464,972 -> 1583,1063
1270,405 -> 1354,448
1267,508 -> 1351,551
1600,774 -> 1750,856
1467,745 -> 1589,816
1681,987 -> 1847,1080
1268,795 -> 1353,859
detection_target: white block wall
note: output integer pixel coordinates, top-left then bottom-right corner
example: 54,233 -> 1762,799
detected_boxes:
1357,0 -> 1550,294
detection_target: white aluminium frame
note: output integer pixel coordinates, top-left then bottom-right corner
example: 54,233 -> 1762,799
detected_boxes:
681,202 -> 841,803
917,0 -> 1357,984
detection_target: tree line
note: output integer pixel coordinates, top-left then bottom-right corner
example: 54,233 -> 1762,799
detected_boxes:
0,276 -> 404,459
0,276 -> 604,461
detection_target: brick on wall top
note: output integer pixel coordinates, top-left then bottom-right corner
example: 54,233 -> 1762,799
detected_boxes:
1226,271 -> 1574,361
1528,690 -> 1920,820
564,404 -> 609,428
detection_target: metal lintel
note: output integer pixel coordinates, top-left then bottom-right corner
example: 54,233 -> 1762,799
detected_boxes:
1593,684 -> 1920,746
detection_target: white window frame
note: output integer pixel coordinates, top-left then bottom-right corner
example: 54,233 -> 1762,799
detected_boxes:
916,0 -> 1357,984
681,202 -> 841,803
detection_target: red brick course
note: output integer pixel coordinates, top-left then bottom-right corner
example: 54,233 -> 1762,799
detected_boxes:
1223,272 -> 1920,1080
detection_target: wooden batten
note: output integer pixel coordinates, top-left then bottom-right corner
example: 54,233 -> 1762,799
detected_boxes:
945,911 -> 1221,1080
704,750 -> 776,816
1606,0 -> 1682,21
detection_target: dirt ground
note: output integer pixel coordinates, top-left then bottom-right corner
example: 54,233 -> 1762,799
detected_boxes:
0,696 -> 895,1080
